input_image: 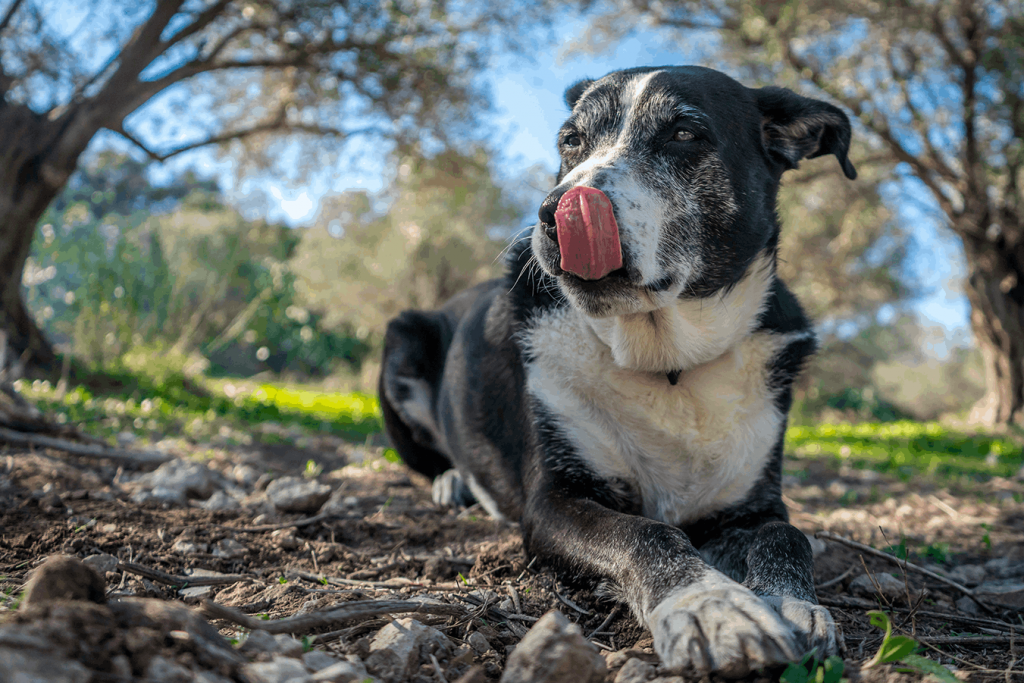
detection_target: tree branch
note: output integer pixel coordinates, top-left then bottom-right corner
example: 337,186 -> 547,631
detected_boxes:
0,0 -> 25,36
161,0 -> 233,50
110,113 -> 374,163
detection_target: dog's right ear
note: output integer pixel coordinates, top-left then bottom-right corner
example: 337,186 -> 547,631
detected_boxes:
564,79 -> 594,109
756,86 -> 857,180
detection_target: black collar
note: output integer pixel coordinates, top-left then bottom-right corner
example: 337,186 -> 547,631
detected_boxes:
666,369 -> 682,386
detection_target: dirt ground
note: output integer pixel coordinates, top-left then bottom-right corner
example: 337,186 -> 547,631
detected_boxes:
1,437 -> 1023,682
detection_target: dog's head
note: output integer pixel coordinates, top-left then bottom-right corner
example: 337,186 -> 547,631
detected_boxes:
531,66 -> 856,318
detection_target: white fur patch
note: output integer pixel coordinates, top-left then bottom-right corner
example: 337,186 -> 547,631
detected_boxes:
521,265 -> 804,526
649,570 -> 799,675
386,377 -> 441,443
464,471 -> 507,522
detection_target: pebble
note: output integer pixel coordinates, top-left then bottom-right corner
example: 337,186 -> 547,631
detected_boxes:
850,572 -> 924,602
0,648 -> 90,683
132,458 -> 220,502
615,657 -> 655,683
302,650 -> 339,671
266,476 -> 332,513
365,618 -> 452,682
271,528 -> 300,550
240,630 -> 306,658
171,537 -> 208,555
312,657 -> 378,682
213,538 -> 248,559
467,631 -> 491,654
202,490 -> 241,511
83,552 -> 119,574
21,554 -> 106,607
501,610 -> 607,683
947,564 -> 986,587
243,655 -> 312,683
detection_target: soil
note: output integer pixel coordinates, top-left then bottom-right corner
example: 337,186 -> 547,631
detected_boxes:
1,438 -> 1023,682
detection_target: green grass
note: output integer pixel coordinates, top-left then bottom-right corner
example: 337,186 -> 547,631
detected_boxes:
786,421 -> 1023,480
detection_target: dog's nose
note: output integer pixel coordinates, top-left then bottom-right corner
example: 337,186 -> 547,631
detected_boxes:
538,189 -> 565,243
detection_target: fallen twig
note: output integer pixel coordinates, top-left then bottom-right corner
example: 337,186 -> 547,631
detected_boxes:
815,531 -> 997,615
816,565 -> 857,590
587,604 -> 621,640
290,569 -> 471,592
117,561 -> 253,587
554,589 -> 591,615
217,511 -> 343,533
0,426 -> 171,465
202,598 -> 468,634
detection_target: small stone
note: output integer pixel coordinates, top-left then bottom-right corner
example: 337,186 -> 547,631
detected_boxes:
171,537 -> 208,555
615,657 -> 655,683
202,490 -> 240,511
303,650 -> 339,671
948,565 -> 986,587
422,556 -> 449,581
501,610 -> 606,683
805,534 -> 827,557
312,658 -> 378,682
467,631 -> 491,654
243,655 -> 312,683
232,464 -> 262,487
956,595 -> 982,615
144,654 -> 193,683
135,458 -> 220,501
83,553 -> 119,574
22,554 -> 106,607
266,476 -> 332,513
179,568 -> 231,601
850,572 -> 923,602
240,630 -> 305,658
984,557 -> 1024,579
366,618 -> 452,683
0,648 -> 91,683
271,528 -> 300,550
213,538 -> 248,559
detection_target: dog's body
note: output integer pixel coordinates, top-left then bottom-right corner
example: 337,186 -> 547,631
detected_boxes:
379,66 -> 856,676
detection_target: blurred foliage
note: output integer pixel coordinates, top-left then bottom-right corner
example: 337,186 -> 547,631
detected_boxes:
291,146 -> 522,355
24,152 -> 370,377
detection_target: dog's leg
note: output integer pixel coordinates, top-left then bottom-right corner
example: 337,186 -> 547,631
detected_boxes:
700,521 -> 842,658
524,494 -> 801,676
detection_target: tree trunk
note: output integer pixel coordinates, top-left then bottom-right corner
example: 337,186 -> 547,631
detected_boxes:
0,103 -> 95,370
961,230 -> 1024,425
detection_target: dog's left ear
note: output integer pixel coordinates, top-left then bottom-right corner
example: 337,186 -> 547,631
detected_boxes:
564,79 -> 595,109
756,86 -> 857,180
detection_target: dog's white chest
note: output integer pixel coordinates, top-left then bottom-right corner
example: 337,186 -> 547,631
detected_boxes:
523,308 -> 791,526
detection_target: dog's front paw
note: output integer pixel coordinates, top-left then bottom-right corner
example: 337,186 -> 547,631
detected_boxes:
761,595 -> 843,658
649,571 -> 800,677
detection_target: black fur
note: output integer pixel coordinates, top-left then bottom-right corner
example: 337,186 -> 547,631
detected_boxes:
379,65 -> 854,674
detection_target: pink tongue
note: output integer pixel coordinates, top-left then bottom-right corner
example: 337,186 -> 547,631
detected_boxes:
554,186 -> 623,280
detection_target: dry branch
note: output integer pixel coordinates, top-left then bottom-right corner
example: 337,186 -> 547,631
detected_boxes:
117,561 -> 253,587
815,531 -> 997,615
0,426 -> 172,465
201,598 -> 468,634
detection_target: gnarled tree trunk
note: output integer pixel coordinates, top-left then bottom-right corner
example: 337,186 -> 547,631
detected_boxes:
961,229 -> 1024,426
0,102 -> 96,370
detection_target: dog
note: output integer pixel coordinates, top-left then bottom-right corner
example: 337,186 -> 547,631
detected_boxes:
379,65 -> 856,676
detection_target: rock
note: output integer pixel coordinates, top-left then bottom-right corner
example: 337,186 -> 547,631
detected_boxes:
82,552 -> 119,574
213,538 -> 248,559
422,555 -> 449,581
312,657 -> 378,682
615,657 -> 656,683
947,564 -> 986,587
231,463 -> 262,487
133,458 -> 220,501
22,555 -> 106,607
956,595 -> 982,615
805,533 -> 827,557
0,648 -> 91,683
850,572 -> 924,602
171,536 -> 208,555
467,631 -> 491,654
604,649 -> 657,670
179,569 -> 233,601
240,630 -> 305,658
202,490 -> 241,511
365,618 -> 452,683
271,528 -> 301,550
243,655 -> 313,683
144,654 -> 194,683
984,557 -> 1024,579
303,650 -> 339,671
501,610 -> 606,683
266,476 -> 332,513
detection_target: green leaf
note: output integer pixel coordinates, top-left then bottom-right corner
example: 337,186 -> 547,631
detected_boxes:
867,610 -> 893,640
780,662 -> 809,683
821,656 -> 845,683
877,635 -> 918,664
900,655 -> 959,683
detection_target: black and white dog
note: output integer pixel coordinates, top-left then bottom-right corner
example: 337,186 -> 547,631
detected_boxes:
379,66 -> 856,676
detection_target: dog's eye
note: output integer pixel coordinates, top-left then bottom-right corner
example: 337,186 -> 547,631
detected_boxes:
562,134 -> 582,150
672,129 -> 695,143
